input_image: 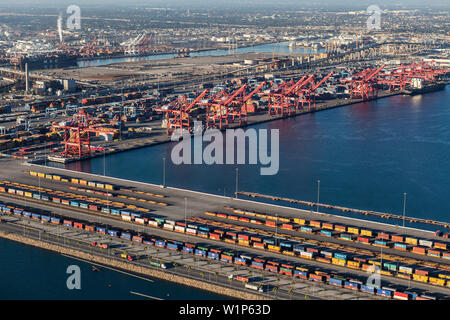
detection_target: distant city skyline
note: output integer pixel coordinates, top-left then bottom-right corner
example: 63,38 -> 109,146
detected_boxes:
0,0 -> 448,10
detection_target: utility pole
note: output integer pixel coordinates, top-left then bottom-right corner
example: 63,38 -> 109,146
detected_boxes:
235,168 -> 238,199
162,157 -> 166,188
402,193 -> 407,228
317,180 -> 320,214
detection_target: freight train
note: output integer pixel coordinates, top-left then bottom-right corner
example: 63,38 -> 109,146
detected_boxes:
0,201 -> 442,300
3,171 -> 450,292
0,192 -> 450,299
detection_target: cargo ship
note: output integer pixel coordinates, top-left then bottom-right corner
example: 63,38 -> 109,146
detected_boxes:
10,53 -> 78,71
403,81 -> 447,96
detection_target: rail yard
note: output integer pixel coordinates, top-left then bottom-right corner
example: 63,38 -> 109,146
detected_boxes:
0,158 -> 450,300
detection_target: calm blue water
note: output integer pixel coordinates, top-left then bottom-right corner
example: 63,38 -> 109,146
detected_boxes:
63,86 -> 450,229
77,41 -> 320,67
9,86 -> 450,299
0,238 -> 229,300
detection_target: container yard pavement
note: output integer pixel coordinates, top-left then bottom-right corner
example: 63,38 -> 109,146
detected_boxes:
0,158 -> 449,299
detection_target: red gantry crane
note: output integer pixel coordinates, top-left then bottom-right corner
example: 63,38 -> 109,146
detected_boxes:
299,71 -> 334,110
52,109 -> 116,158
344,65 -> 385,100
206,85 -> 248,129
155,89 -> 209,135
267,75 -> 313,116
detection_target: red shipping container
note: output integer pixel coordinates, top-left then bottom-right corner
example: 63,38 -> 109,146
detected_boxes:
238,234 -> 249,241
434,242 -> 447,250
251,236 -> 263,243
253,242 -> 265,249
306,247 -> 319,253
412,246 -> 426,255
209,233 -> 221,240
281,224 -> 293,230
393,292 -> 409,300
377,232 -> 391,240
391,235 -> 404,243
309,220 -> 321,228
357,236 -> 369,243
265,220 -> 276,227
322,223 -> 334,230
88,204 -> 98,211
415,269 -> 429,276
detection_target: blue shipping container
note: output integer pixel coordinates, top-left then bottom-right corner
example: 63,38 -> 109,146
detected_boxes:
183,246 -> 194,254
121,232 -> 131,240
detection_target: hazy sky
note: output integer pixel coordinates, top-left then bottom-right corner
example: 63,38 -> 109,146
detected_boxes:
0,0 -> 447,9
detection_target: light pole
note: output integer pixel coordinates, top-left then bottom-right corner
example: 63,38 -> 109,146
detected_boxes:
235,168 -> 238,199
316,180 -> 320,214
184,197 -> 187,229
402,193 -> 407,228
103,146 -> 106,176
162,157 -> 166,188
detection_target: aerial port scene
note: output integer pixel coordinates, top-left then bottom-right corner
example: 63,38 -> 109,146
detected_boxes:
0,0 -> 450,308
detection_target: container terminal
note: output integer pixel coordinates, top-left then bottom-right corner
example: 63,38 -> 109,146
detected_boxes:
0,158 -> 450,300
0,4 -> 449,301
0,57 -> 448,164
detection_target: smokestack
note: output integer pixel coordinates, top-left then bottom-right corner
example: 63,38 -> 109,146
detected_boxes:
25,63 -> 29,93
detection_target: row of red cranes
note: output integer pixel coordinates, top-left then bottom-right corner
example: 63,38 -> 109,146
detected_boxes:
156,60 -> 448,136
51,60 -> 448,159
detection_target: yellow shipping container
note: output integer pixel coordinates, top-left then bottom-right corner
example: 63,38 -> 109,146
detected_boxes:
71,178 -> 79,184
52,175 -> 61,181
61,178 -> 69,183
332,258 -> 346,266
79,180 -> 87,185
368,260 -> 381,266
429,277 -> 445,286
412,274 -> 428,283
405,237 -> 418,245
360,229 -> 373,237
267,245 -> 281,252
45,174 -> 52,179
238,240 -> 250,246
105,184 -> 114,190
347,261 -> 360,269
294,218 -> 306,225
29,171 -> 38,176
347,227 -> 359,235
25,192 -> 32,197
279,217 -> 291,223
37,173 -> 45,178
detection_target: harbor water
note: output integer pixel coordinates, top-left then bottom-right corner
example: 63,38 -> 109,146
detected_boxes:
77,41 -> 321,68
64,86 -> 450,228
8,85 -> 450,299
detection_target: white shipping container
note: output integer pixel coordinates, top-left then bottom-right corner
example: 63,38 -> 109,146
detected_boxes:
419,239 -> 433,248
165,220 -> 176,226
121,215 -> 132,221
186,228 -> 197,234
163,223 -> 174,231
399,266 -> 413,274
300,251 -> 313,258
148,220 -> 159,227
135,218 -> 145,224
175,226 -> 185,233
